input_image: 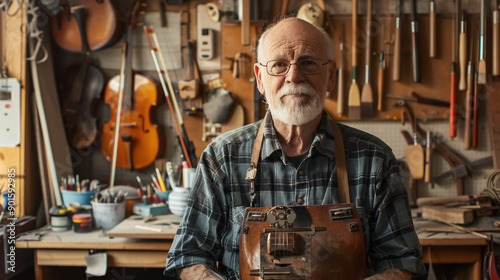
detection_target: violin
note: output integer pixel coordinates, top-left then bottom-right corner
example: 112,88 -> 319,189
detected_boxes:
101,0 -> 159,171
62,57 -> 104,149
51,0 -> 123,53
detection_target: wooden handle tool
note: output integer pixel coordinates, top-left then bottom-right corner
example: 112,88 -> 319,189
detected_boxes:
410,0 -> 421,83
392,0 -> 403,81
494,4 -> 500,76
424,131 -> 432,183
429,0 -> 437,58
473,71 -> 479,148
459,11 -> 467,91
478,0 -> 487,84
337,24 -> 345,116
361,0 -> 373,118
464,61 -> 473,149
377,52 -> 385,111
348,0 -> 361,120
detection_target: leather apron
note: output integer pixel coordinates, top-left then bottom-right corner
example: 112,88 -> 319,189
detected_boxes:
239,117 -> 366,279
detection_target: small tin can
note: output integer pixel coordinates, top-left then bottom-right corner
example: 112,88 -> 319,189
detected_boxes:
49,206 -> 72,232
72,213 -> 93,233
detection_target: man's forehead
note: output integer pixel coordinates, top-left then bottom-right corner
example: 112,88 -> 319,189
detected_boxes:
264,35 -> 325,60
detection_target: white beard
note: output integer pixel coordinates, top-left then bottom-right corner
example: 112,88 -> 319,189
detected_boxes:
268,83 -> 326,125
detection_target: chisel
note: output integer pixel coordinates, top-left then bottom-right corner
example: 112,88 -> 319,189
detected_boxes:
361,0 -> 374,117
429,0 -> 437,58
337,24 -> 345,116
393,0 -> 403,81
459,11 -> 467,91
348,0 -> 361,120
478,0 -> 487,84
410,0 -> 421,83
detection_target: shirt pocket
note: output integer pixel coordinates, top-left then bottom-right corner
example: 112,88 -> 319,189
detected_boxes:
223,205 -> 248,252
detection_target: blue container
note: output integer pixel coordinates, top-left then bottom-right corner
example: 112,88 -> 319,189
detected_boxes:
153,189 -> 171,201
61,190 -> 94,206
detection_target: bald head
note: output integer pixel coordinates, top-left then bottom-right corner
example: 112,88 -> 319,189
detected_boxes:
256,18 -> 335,64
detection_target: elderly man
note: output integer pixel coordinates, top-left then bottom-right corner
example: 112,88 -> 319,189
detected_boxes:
164,17 -> 425,279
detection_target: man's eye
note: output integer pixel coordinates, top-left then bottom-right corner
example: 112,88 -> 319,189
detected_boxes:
299,60 -> 316,66
273,61 -> 289,68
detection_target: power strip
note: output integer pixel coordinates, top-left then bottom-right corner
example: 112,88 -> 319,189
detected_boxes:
0,78 -> 21,147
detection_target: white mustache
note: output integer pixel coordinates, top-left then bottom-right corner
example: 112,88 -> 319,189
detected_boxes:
277,83 -> 316,98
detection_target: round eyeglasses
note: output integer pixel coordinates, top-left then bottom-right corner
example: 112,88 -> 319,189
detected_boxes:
259,59 -> 330,76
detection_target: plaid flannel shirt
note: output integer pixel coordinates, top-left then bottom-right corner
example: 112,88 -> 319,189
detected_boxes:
165,111 -> 426,279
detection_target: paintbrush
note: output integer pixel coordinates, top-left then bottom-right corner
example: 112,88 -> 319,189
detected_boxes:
361,0 -> 374,118
348,0 -> 361,120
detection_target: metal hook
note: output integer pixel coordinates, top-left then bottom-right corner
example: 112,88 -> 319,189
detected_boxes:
0,0 -> 23,17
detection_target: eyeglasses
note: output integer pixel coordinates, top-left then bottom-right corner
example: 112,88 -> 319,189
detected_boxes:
259,59 -> 330,76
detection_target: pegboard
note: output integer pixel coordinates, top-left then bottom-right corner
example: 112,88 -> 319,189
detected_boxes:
342,99 -> 495,200
324,13 -> 482,121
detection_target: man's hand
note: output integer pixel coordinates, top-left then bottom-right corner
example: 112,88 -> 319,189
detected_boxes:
365,268 -> 412,280
176,264 -> 224,280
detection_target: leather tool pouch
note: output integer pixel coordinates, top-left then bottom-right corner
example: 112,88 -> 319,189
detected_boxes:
239,204 -> 365,279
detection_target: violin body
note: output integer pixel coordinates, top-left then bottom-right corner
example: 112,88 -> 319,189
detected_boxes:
51,0 -> 123,53
63,61 -> 104,149
101,74 -> 159,170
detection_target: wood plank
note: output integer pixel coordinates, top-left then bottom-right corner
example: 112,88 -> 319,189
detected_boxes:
241,0 -> 250,45
422,246 -> 483,263
421,205 -> 475,225
0,0 -> 41,216
36,249 -> 168,268
107,214 -> 181,239
16,228 -> 172,250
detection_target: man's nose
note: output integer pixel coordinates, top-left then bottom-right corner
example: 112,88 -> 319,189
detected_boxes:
285,63 -> 305,83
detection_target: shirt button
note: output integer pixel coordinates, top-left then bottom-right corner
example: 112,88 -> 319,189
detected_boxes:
297,198 -> 304,204
298,169 -> 304,176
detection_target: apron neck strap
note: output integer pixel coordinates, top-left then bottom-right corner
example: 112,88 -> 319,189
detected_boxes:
246,116 -> 350,206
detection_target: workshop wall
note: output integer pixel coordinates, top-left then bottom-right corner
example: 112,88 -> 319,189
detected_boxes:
55,0 -> 498,196
3,0 -> 495,215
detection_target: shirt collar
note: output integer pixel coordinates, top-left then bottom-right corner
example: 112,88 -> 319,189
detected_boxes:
260,110 -> 337,161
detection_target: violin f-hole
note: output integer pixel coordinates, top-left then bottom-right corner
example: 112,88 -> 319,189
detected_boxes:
138,114 -> 149,133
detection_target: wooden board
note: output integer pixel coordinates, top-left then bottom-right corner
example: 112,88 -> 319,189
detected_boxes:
0,0 -> 40,216
421,205 -> 474,225
485,84 -> 500,169
107,214 -> 181,239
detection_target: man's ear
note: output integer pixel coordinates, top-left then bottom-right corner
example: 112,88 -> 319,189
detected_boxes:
326,61 -> 337,93
254,63 -> 265,95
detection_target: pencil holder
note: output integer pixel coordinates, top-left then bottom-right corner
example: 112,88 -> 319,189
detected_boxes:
91,201 -> 126,230
168,187 -> 189,217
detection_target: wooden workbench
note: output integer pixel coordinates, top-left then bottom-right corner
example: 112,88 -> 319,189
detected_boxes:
414,217 -> 492,280
16,215 -> 181,280
16,214 -> 495,279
